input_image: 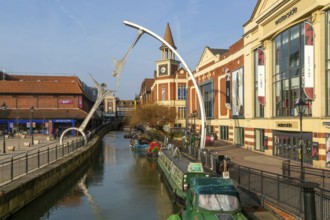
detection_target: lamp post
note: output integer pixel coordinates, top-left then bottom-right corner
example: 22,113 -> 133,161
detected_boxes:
191,111 -> 198,133
2,102 -> 7,153
30,106 -> 34,146
295,98 -> 308,180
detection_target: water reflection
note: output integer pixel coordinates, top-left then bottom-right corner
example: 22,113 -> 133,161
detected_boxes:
10,131 -> 179,220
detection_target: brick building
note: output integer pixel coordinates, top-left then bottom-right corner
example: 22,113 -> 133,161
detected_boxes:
0,72 -> 96,137
137,0 -> 330,169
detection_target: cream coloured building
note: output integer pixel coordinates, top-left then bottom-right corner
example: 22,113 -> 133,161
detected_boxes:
187,0 -> 330,169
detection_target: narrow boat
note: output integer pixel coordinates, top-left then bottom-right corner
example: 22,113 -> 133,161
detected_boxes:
167,177 -> 248,220
129,138 -> 149,152
146,142 -> 161,159
157,148 -> 208,206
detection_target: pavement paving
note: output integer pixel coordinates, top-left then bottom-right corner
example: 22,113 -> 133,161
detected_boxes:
0,135 -> 79,161
206,140 -> 287,175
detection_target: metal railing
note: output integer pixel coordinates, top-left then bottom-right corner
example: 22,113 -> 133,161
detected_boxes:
186,145 -> 330,220
0,138 -> 85,186
146,132 -> 330,220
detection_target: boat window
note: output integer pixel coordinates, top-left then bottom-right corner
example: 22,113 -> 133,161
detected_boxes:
198,194 -> 240,211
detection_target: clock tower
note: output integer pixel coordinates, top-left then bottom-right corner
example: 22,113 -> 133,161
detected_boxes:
156,23 -> 180,77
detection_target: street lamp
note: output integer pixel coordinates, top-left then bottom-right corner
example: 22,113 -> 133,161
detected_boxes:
191,111 -> 198,133
2,102 -> 7,153
66,110 -> 69,136
295,97 -> 308,180
30,106 -> 34,146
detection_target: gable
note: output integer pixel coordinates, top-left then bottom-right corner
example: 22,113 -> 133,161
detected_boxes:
197,47 -> 218,69
248,0 -> 284,24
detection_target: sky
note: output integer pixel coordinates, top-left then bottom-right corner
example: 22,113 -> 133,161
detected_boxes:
0,0 -> 257,100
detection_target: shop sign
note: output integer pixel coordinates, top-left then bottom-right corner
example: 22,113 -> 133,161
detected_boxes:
275,7 -> 298,25
276,121 -> 298,129
59,99 -> 73,104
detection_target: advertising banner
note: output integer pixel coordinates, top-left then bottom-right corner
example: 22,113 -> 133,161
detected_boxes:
225,69 -> 231,109
232,68 -> 244,116
304,22 -> 314,100
257,48 -> 265,105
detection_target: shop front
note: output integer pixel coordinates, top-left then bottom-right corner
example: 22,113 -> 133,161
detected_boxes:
273,130 -> 313,165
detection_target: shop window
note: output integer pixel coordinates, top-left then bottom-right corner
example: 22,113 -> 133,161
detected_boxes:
200,82 -> 214,118
327,11 -> 330,115
220,126 -> 229,140
234,127 -> 244,146
255,129 -> 265,152
273,23 -> 308,117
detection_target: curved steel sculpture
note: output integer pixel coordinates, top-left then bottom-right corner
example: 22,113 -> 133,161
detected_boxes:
122,20 -> 206,149
60,75 -> 113,146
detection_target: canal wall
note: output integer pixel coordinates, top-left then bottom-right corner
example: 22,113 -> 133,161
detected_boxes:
0,125 -> 113,219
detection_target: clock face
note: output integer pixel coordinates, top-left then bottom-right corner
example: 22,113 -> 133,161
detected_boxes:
160,66 -> 167,74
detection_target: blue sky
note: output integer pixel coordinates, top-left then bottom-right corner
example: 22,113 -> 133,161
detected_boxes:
0,0 -> 257,99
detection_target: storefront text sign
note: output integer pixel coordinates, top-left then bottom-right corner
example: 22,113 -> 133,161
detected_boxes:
275,7 -> 298,25
276,121 -> 298,129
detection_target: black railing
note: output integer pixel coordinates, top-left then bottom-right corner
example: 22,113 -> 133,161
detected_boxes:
147,132 -> 330,220
0,138 -> 85,186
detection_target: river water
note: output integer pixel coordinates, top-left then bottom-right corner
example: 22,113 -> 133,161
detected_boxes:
10,131 -> 180,220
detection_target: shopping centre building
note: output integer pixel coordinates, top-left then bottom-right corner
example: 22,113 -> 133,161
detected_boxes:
140,0 -> 330,169
0,73 -> 97,138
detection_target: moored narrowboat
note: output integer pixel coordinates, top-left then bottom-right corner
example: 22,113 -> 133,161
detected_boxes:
167,177 -> 248,220
157,148 -> 208,206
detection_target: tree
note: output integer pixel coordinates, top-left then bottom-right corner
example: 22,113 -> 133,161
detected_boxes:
129,103 -> 176,133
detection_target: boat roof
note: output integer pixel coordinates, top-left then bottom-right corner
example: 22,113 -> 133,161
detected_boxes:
190,177 -> 240,197
161,149 -> 202,173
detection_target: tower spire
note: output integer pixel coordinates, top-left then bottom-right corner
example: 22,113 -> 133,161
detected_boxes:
160,22 -> 176,50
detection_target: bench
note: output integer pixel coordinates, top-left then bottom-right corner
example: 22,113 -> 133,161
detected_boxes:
7,146 -> 15,151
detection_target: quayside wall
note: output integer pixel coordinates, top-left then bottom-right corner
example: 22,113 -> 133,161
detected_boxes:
0,125 -> 113,219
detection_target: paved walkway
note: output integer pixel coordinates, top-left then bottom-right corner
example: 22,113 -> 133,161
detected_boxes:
0,135 -> 79,161
206,140 -> 287,175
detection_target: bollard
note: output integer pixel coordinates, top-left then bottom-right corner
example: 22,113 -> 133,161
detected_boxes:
302,182 -> 318,220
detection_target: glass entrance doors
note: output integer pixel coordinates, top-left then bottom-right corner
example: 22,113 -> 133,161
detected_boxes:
273,131 -> 312,165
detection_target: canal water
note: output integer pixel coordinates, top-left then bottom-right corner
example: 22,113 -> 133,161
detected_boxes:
10,131 -> 180,220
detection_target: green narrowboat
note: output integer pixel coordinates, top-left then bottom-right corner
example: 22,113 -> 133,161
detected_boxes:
157,148 -> 208,206
167,177 -> 248,220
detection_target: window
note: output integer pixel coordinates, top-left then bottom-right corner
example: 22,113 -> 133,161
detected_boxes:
177,107 -> 186,119
220,126 -> 229,140
255,129 -> 265,152
178,85 -> 186,100
273,23 -> 308,117
234,127 -> 244,145
254,49 -> 265,117
162,85 -> 165,101
327,11 -> 330,115
200,82 -> 214,118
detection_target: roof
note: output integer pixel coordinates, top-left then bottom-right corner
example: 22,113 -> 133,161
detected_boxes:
190,177 -> 239,197
0,81 -> 83,94
208,47 -> 229,56
0,74 -> 84,94
160,23 -> 177,50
